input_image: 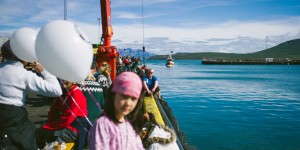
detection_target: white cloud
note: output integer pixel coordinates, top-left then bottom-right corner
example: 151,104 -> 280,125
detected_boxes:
1,0 -> 300,55
115,12 -> 142,19
90,16 -> 300,54
2,16 -> 300,55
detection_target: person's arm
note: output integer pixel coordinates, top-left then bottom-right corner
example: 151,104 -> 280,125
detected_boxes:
143,80 -> 151,94
151,76 -> 158,93
151,81 -> 158,93
26,63 -> 62,97
104,71 -> 112,86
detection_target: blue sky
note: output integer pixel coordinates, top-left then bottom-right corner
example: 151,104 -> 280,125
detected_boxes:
1,0 -> 300,54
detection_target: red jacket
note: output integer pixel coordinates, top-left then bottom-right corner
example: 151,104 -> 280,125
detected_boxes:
43,85 -> 88,133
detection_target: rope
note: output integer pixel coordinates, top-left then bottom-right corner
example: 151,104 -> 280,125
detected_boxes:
59,80 -> 93,127
57,96 -> 90,133
142,0 -> 145,65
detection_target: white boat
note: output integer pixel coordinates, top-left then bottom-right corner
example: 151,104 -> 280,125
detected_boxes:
166,53 -> 175,67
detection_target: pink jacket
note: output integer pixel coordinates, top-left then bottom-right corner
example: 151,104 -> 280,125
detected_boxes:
89,115 -> 145,150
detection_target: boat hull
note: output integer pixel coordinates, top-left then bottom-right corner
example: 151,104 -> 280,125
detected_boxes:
166,61 -> 175,67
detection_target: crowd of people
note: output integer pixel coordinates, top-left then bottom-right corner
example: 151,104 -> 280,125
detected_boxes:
117,55 -> 143,73
116,55 -> 163,100
0,41 -> 176,150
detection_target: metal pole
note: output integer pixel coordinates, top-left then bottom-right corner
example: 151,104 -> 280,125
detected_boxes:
64,0 -> 67,20
266,36 -> 268,49
142,0 -> 145,65
97,18 -> 101,44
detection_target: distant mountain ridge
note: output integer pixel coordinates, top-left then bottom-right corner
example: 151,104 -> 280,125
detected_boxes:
150,39 -> 300,60
118,48 -> 155,59
249,39 -> 300,59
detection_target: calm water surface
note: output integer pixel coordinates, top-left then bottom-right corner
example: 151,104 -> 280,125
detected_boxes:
146,59 -> 300,150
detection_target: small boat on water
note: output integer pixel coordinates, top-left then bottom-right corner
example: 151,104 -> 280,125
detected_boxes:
166,59 -> 175,67
166,53 -> 175,67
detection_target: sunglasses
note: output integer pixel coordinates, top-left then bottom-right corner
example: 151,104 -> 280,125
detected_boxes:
148,72 -> 154,74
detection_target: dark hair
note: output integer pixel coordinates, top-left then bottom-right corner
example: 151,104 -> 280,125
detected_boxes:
1,40 -> 20,61
148,112 -> 157,125
91,61 -> 98,70
104,84 -> 145,134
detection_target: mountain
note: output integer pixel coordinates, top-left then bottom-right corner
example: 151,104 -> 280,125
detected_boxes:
150,39 -> 300,60
248,39 -> 300,59
118,48 -> 155,59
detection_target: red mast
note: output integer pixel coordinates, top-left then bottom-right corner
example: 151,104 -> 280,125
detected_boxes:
97,0 -> 118,80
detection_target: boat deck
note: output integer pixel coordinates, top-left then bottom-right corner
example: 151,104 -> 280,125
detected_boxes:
26,92 -> 53,128
26,92 -> 190,150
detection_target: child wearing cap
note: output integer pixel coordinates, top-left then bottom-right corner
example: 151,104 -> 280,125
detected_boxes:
89,72 -> 145,150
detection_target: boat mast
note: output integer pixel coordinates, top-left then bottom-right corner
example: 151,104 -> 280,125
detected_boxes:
97,0 -> 118,80
100,0 -> 113,46
142,0 -> 145,65
64,0 -> 67,20
265,36 -> 268,49
97,18 -> 101,44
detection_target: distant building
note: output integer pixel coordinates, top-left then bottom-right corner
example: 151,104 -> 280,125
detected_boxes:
265,58 -> 273,63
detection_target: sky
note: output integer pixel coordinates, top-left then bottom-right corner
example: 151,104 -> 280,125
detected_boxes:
1,0 -> 300,55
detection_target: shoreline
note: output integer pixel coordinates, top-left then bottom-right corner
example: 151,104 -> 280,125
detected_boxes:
201,60 -> 300,65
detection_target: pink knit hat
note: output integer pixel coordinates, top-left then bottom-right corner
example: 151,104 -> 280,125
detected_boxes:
112,72 -> 142,99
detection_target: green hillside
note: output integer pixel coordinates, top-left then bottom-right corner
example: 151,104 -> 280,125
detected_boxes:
150,39 -> 300,60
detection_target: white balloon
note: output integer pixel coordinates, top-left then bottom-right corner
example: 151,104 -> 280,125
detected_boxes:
10,28 -> 38,62
36,20 -> 93,82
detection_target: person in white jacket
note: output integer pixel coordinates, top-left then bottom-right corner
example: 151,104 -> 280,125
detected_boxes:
0,40 -> 62,150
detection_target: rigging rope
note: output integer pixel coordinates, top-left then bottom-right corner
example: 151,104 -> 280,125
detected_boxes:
142,0 -> 145,65
59,80 -> 93,127
38,80 -> 105,133
64,0 -> 67,20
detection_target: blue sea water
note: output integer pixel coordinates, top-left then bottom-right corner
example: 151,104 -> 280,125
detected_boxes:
145,59 -> 300,150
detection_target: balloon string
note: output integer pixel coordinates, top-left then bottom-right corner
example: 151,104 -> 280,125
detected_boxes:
59,80 -> 93,127
80,82 -> 103,112
57,96 -> 90,132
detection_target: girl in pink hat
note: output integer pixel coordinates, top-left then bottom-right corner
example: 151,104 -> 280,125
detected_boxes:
89,72 -> 145,150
